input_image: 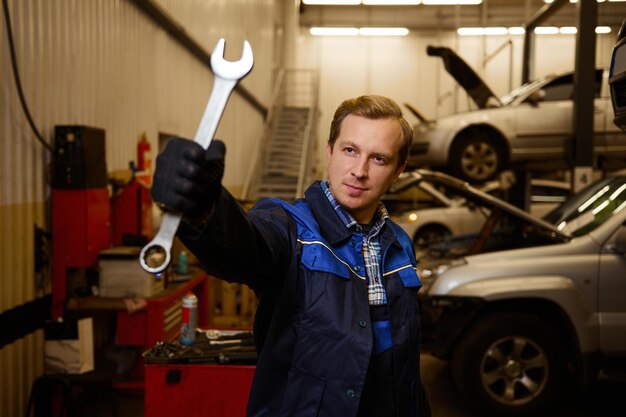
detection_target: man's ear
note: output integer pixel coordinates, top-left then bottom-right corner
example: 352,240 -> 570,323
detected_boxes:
326,143 -> 333,161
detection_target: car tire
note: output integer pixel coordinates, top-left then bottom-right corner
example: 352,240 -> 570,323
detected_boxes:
413,225 -> 450,259
449,132 -> 504,183
450,312 -> 565,416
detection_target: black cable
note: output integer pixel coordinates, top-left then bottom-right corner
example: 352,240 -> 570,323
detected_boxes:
2,0 -> 53,152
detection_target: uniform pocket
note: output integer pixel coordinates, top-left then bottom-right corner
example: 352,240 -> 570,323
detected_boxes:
300,240 -> 351,279
279,368 -> 326,417
397,266 -> 422,288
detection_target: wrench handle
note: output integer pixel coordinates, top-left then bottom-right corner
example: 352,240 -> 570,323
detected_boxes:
139,212 -> 183,274
194,78 -> 237,149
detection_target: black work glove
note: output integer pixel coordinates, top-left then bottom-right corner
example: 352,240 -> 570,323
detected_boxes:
151,138 -> 225,221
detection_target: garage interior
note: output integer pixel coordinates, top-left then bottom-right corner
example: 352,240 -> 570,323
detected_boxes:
2,1 -> 626,416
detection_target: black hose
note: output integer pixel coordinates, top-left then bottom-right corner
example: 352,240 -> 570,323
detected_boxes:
2,0 -> 53,152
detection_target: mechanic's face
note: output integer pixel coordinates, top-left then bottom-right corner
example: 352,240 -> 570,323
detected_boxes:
326,114 -> 405,224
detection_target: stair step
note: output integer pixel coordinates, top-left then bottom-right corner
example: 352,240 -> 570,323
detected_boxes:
261,176 -> 298,184
269,140 -> 303,147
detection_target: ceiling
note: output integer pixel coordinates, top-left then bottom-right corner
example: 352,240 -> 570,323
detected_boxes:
299,0 -> 626,32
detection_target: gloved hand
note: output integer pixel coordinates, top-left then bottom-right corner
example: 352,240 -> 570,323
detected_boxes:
151,138 -> 225,220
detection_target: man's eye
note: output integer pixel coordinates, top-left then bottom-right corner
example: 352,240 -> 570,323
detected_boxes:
373,156 -> 386,164
344,147 -> 355,154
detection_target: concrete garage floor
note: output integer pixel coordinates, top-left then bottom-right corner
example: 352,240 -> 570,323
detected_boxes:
78,353 -> 626,417
421,353 -> 626,417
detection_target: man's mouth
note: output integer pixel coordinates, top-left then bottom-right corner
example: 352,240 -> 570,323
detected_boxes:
345,183 -> 367,195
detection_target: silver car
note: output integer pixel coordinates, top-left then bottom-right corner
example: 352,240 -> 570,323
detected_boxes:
408,46 -> 626,183
418,172 -> 626,416
386,170 -> 569,257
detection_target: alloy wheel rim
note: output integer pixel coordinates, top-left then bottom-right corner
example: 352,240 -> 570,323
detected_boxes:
461,142 -> 498,180
480,335 -> 549,406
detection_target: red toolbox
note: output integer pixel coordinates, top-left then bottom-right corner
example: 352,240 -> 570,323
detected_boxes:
145,364 -> 255,417
143,329 -> 256,417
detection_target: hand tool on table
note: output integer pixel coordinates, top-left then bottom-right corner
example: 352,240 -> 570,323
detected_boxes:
139,38 -> 254,274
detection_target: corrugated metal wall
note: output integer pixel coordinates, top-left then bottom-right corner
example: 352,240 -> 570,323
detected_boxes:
0,1 -> 280,416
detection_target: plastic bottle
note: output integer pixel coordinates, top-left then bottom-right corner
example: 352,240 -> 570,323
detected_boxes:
178,250 -> 189,275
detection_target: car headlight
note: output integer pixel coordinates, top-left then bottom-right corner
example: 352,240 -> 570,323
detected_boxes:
417,258 -> 467,292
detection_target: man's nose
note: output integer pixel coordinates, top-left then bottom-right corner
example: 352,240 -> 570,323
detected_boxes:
352,157 -> 368,178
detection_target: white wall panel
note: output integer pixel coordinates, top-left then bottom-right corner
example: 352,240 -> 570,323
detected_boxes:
0,1 -> 280,416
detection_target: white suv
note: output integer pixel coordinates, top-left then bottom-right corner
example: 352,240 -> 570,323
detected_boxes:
408,46 -> 626,183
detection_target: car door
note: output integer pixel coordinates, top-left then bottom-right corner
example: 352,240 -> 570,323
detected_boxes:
597,223 -> 626,355
512,71 -> 605,161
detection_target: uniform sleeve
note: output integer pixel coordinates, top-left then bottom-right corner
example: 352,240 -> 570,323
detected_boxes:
177,186 -> 297,292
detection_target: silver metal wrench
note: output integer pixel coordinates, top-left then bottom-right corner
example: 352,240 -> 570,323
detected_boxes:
140,38 -> 254,274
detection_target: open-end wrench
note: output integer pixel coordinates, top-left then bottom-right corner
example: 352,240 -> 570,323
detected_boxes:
140,38 -> 253,275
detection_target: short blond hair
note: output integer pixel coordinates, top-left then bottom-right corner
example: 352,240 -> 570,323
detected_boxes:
328,95 -> 413,167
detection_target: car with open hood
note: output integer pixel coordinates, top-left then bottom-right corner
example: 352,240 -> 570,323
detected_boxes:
386,169 -> 569,261
407,45 -> 626,183
417,171 -> 626,416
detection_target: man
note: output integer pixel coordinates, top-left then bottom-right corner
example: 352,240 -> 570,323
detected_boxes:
152,95 -> 430,417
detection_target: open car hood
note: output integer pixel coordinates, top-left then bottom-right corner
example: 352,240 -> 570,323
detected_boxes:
390,169 -> 569,241
427,45 -> 502,109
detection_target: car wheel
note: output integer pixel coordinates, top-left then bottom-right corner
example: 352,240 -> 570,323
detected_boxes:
413,225 -> 450,259
450,132 -> 504,183
450,312 -> 565,416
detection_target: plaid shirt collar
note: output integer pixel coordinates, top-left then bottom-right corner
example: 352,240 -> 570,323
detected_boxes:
320,180 -> 389,234
320,180 -> 390,305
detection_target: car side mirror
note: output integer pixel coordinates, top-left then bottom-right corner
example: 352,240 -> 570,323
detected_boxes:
527,89 -> 546,106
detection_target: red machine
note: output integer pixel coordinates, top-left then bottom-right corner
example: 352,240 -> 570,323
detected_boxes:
51,127 -> 155,318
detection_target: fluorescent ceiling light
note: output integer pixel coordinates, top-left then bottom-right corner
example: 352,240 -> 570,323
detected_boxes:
457,27 -> 485,35
302,0 -> 360,5
303,0 -> 483,3
310,27 -> 359,36
457,27 -> 511,35
483,27 -> 508,35
558,26 -> 612,34
363,0 -> 421,4
310,27 -> 409,36
534,26 -> 559,34
508,27 -> 525,35
359,27 -> 409,35
544,0 -> 626,3
457,26 -> 611,36
423,0 -> 482,4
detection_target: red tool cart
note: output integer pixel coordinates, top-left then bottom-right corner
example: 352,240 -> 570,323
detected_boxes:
143,328 -> 256,417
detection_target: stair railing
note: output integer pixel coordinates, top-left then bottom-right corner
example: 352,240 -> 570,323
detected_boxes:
243,68 -> 320,201
295,70 -> 319,198
242,69 -> 286,200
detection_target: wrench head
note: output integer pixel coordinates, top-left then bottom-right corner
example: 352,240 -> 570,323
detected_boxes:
210,38 -> 254,81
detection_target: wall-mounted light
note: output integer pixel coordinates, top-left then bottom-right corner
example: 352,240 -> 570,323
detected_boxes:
457,26 -> 612,36
310,26 -> 410,36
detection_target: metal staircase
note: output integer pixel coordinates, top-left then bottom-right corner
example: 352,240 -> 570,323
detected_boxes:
243,69 -> 319,201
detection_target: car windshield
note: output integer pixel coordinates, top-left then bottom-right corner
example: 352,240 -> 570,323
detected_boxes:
543,176 -> 626,237
499,76 -> 551,105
